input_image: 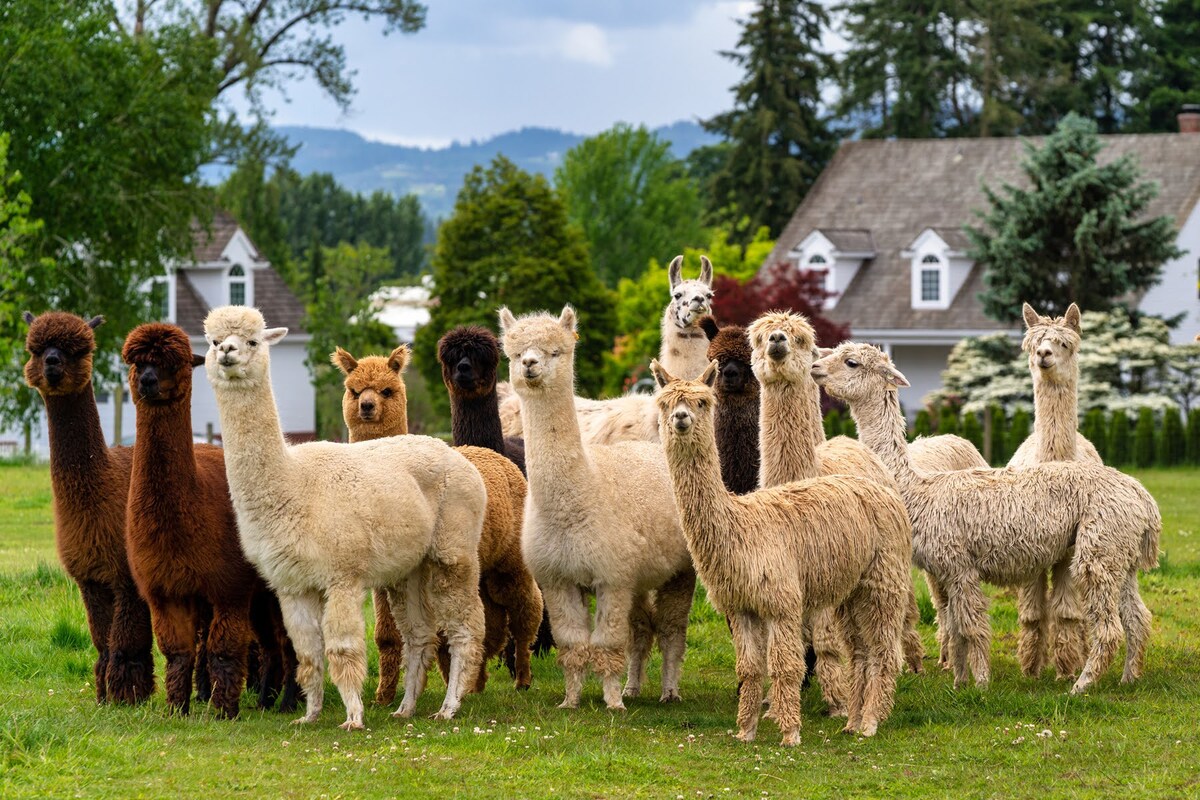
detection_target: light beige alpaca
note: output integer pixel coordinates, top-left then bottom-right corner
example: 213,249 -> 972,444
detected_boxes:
1009,303 -> 1103,680
652,359 -> 909,744
814,343 -> 1161,693
498,255 -> 715,445
747,311 -> 925,694
203,306 -> 486,729
500,305 -> 696,710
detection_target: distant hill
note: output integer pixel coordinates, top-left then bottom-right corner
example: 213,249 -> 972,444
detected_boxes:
275,121 -> 720,221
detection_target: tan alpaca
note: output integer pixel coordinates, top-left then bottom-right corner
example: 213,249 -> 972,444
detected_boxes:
814,343 -> 1160,693
1009,303 -> 1103,680
500,305 -> 695,710
652,360 -> 909,744
499,255 -> 716,445
203,306 -> 486,729
747,311 -> 924,697
331,345 -> 542,701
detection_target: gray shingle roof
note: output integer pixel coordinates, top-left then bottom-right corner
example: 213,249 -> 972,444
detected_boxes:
816,228 -> 876,254
190,210 -> 257,262
768,133 -> 1200,331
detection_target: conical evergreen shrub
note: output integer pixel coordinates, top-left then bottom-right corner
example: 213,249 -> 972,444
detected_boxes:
961,410 -> 984,454
937,404 -> 960,437
912,409 -> 932,442
1081,408 -> 1108,462
1157,408 -> 1184,466
1006,408 -> 1031,460
1134,408 -> 1156,468
1187,409 -> 1200,466
1108,411 -> 1131,466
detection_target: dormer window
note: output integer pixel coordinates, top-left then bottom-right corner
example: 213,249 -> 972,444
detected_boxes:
790,229 -> 875,310
905,228 -> 973,311
919,255 -> 942,302
228,265 -> 246,306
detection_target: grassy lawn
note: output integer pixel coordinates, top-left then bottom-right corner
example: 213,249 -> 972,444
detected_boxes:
1,463 -> 1198,798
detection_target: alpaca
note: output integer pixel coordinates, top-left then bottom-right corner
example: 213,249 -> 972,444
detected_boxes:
332,344 -> 543,701
1008,303 -> 1103,680
499,305 -> 696,710
203,306 -> 486,729
122,323 -> 297,718
813,343 -> 1161,693
498,255 -> 716,445
22,311 -> 155,704
699,318 -> 759,496
651,359 -> 910,743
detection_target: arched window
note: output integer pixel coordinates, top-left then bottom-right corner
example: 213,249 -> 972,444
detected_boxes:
919,254 -> 941,302
228,265 -> 246,306
807,253 -> 827,266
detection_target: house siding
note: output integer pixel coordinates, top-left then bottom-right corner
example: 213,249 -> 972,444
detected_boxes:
1139,199 -> 1200,342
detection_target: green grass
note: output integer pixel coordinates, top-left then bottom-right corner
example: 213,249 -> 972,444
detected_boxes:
1,465 -> 1199,798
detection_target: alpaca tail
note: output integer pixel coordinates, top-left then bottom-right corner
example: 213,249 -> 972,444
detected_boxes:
1137,485 -> 1162,571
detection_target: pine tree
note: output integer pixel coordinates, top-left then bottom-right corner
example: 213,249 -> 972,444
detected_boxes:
1081,407 -> 1108,462
961,410 -> 984,454
1007,408 -> 1031,459
1108,410 -> 1131,466
1133,408 -> 1156,468
842,415 -> 858,440
824,409 -> 843,438
912,409 -> 933,442
937,404 -> 961,437
702,0 -> 838,240
988,404 -> 1008,465
1187,409 -> 1200,466
1130,0 -> 1200,132
1158,407 -> 1185,466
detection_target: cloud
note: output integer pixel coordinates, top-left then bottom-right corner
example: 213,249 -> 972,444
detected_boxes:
557,23 -> 614,67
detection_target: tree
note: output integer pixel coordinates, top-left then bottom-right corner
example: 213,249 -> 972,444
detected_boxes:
710,261 -> 849,346
969,113 -> 1182,322
703,0 -> 838,240
412,157 -> 615,408
1107,410 -> 1131,466
1082,407 -> 1108,461
555,124 -> 705,288
1133,407 -> 1156,467
1157,407 -> 1185,466
1130,0 -> 1200,132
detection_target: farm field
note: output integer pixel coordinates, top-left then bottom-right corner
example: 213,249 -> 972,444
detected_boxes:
1,462 -> 1198,799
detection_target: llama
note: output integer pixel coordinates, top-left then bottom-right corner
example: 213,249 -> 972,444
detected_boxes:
332,344 -> 543,700
122,323 -> 297,718
499,305 -> 696,709
204,306 -> 486,729
498,255 -> 716,445
22,311 -> 155,704
699,318 -> 759,496
813,343 -> 1161,693
1008,303 -> 1102,679
651,359 -> 909,742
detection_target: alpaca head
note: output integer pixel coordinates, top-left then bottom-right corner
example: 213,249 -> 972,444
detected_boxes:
701,317 -> 756,397
747,311 -> 818,386
811,343 -> 910,407
203,306 -> 287,390
437,326 -> 501,400
666,255 -> 715,330
122,323 -> 205,405
1021,302 -> 1082,386
23,311 -> 104,397
332,345 -> 410,435
498,305 -> 577,394
650,358 -> 719,447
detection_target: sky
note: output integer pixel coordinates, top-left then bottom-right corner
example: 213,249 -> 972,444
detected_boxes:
234,1 -> 756,148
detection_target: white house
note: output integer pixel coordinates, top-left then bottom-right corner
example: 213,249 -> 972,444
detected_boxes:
767,111 -> 1200,414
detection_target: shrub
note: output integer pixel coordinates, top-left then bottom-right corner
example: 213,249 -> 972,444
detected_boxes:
912,409 -> 932,442
1006,408 -> 1031,459
1188,409 -> 1200,466
1081,408 -> 1108,462
824,409 -> 843,439
1108,411 -> 1131,466
1157,408 -> 1185,466
937,404 -> 960,437
961,410 -> 984,453
1134,408 -> 1156,468
987,404 -> 1007,465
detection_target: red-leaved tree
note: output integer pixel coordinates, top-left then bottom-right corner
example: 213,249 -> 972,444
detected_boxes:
711,261 -> 850,346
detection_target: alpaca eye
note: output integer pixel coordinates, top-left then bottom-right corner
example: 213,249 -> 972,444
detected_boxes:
846,359 -> 860,368
350,389 -> 360,398
674,293 -> 682,300
381,388 -> 393,398
248,340 -> 258,348
698,400 -> 708,409
551,350 -> 560,358
211,338 -> 222,347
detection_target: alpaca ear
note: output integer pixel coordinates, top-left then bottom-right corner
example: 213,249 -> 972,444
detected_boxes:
699,255 -> 713,286
22,310 -> 35,325
649,358 -> 675,389
498,306 -> 517,333
558,305 -> 577,333
699,359 -> 719,388
388,344 -> 410,374
667,255 -> 683,290
331,347 -> 357,375
699,316 -> 720,341
817,347 -> 834,358
262,327 -> 287,345
87,315 -> 105,330
1064,303 -> 1082,332
192,353 -> 206,369
876,362 -> 911,389
1022,303 -> 1039,329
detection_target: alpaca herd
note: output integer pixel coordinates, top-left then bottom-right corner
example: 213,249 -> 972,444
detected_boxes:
21,260 -> 1164,747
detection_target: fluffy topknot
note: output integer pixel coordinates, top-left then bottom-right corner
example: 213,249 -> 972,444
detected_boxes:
705,323 -> 752,367
204,305 -> 266,341
122,323 -> 196,369
24,311 -> 100,357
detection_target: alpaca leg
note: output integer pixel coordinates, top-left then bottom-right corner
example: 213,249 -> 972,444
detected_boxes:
1016,572 -> 1050,677
207,600 -> 254,720
591,585 -> 636,711
731,612 -> 768,743
810,608 -> 851,717
1070,567 -> 1123,695
467,592 -> 508,694
623,591 -> 654,700
425,559 -> 485,720
924,573 -> 951,671
150,597 -> 199,715
653,568 -> 695,702
846,576 -> 905,737
542,583 -> 591,709
194,603 -> 213,703
77,580 -> 115,703
321,584 -> 369,730
248,593 -> 280,710
485,569 -> 543,691
766,615 -> 807,747
390,579 -> 435,719
106,582 -> 155,704
1118,569 -> 1152,684
372,588 -> 404,706
900,584 -> 924,674
1049,555 -> 1087,679
277,591 -> 326,725
838,604 -> 869,735
945,575 -> 992,688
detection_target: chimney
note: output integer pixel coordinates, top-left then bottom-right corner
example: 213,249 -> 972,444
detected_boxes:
1180,104 -> 1200,134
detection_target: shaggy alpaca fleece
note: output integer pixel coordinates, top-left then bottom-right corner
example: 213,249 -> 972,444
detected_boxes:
814,342 -> 1161,694
205,306 -> 487,730
500,305 -> 695,710
701,318 -> 759,495
334,345 -> 543,699
653,360 -> 909,744
123,323 -> 296,718
438,326 -> 526,473
23,311 -> 155,705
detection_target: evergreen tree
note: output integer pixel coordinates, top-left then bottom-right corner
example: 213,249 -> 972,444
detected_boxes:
703,0 -> 838,240
961,410 -> 984,454
824,409 -> 843,439
1157,407 -> 1185,466
1107,410 -> 1131,466
842,415 -> 858,440
912,409 -> 933,442
969,113 -> 1182,322
1006,408 -> 1031,459
1130,0 -> 1200,132
937,404 -> 961,437
1081,407 -> 1108,462
1187,408 -> 1200,466
1133,407 -> 1156,468
987,404 -> 1007,465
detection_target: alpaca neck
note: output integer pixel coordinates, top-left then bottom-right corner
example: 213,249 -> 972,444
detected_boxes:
660,311 -> 710,382
518,367 -> 593,503
714,384 -> 759,494
758,380 -> 821,487
450,390 -> 507,455
347,412 -> 406,443
1032,373 -> 1078,462
663,424 -> 739,571
212,374 -> 292,503
132,395 -> 198,495
43,385 -> 111,499
848,390 -> 924,499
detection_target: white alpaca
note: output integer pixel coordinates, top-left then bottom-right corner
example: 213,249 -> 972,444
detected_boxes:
498,255 -> 715,445
203,306 -> 486,729
814,343 -> 1160,694
500,305 -> 695,710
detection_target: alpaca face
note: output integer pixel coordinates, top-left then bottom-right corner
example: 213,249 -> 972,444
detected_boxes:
333,348 -> 410,436
203,306 -> 287,389
811,343 -> 909,404
438,326 -> 500,400
747,311 -> 818,386
705,324 -> 755,396
122,323 -> 205,405
652,359 -> 719,442
1021,303 -> 1081,386
667,255 -> 715,330
498,306 -> 577,393
23,311 -> 103,397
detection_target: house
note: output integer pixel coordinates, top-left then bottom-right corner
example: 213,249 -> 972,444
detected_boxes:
766,113 -> 1200,414
6,211 -> 315,455
368,282 -> 432,344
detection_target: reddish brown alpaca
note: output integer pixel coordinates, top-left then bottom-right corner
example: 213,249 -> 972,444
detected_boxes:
122,323 -> 296,717
23,311 -> 155,704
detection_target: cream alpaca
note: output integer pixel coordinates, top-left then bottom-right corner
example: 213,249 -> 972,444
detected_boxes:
1009,303 -> 1103,680
498,256 -> 715,445
652,360 -> 909,744
203,306 -> 486,729
814,343 -> 1161,693
500,305 -> 695,710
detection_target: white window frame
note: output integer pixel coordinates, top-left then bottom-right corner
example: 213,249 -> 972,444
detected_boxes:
912,252 -> 949,309
227,264 -> 248,307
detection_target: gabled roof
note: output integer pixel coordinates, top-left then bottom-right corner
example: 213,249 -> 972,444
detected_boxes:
767,133 -> 1200,332
805,228 -> 876,255
190,210 -> 259,263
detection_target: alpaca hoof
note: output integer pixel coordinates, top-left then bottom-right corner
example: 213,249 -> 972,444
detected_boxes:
779,731 -> 800,747
857,722 -> 878,737
392,706 -> 416,719
734,730 -> 756,743
431,708 -> 458,721
622,685 -> 642,699
515,680 -> 532,692
339,719 -> 365,731
374,692 -> 396,707
557,699 -> 579,710
822,705 -> 847,719
606,702 -> 627,712
658,689 -> 682,703
292,714 -> 318,725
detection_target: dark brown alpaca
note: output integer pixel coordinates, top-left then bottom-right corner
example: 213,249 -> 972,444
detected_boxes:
122,323 -> 297,718
22,311 -> 155,704
700,318 -> 759,495
437,326 -> 526,474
